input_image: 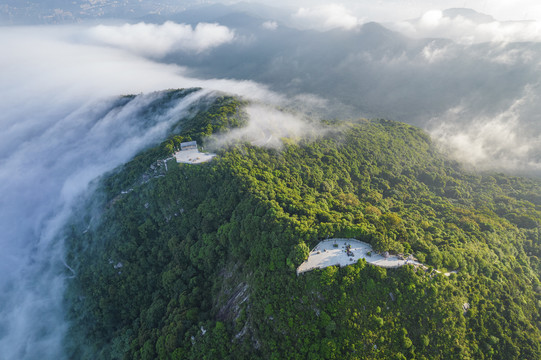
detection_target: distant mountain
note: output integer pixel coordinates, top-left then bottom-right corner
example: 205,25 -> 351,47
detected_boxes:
442,8 -> 495,23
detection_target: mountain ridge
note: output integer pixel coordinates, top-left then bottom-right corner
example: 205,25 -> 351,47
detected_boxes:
63,91 -> 541,359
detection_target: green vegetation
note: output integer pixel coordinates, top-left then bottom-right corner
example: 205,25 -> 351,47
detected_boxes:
64,93 -> 541,360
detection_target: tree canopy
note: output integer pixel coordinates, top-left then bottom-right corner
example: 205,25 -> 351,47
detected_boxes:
64,90 -> 541,360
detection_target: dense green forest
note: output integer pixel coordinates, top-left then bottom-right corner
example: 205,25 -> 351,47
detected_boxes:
64,89 -> 541,359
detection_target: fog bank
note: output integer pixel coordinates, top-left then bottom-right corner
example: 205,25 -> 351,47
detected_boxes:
0,24 -> 283,360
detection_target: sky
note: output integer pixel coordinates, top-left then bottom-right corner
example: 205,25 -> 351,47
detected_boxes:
1,1 -> 541,359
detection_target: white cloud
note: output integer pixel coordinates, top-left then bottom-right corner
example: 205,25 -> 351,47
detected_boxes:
430,92 -> 541,173
292,4 -> 362,30
209,104 -> 321,149
390,9 -> 541,44
421,41 -> 453,63
288,2 -> 541,37
488,47 -> 535,65
0,24 -> 283,359
0,25 -> 279,110
277,0 -> 541,23
262,20 -> 278,30
87,21 -> 236,57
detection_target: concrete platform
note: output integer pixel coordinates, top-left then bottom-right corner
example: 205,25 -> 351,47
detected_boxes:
173,148 -> 215,164
297,238 -> 422,274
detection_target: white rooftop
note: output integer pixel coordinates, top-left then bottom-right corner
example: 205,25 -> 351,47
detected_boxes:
180,140 -> 197,150
297,238 -> 422,274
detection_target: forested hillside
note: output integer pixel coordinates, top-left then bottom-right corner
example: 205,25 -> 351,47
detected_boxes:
64,90 -> 541,359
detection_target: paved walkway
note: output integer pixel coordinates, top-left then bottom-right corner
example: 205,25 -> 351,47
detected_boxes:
297,238 -> 423,274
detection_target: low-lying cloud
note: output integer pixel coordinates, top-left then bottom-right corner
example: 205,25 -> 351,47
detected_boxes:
209,104 -> 321,149
281,2 -> 541,42
429,87 -> 541,174
0,24 -> 301,360
391,9 -> 541,44
0,25 -> 280,106
292,4 -> 362,31
262,20 -> 278,30
277,0 -> 541,24
87,21 -> 236,57
0,85 -> 217,359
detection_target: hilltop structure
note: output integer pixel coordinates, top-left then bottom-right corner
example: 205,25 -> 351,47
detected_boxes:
180,141 -> 197,151
297,239 -> 423,275
173,141 -> 215,164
